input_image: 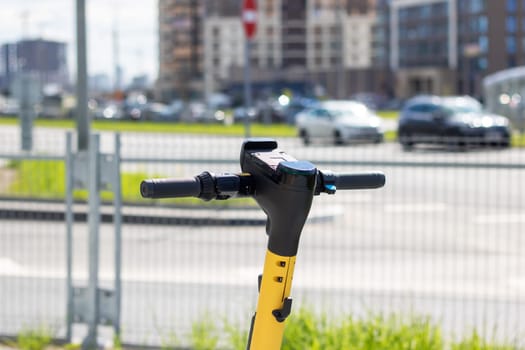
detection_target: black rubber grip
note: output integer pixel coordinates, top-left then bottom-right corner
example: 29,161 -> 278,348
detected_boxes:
335,172 -> 385,190
140,177 -> 201,198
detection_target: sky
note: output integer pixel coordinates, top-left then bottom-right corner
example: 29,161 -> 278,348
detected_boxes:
0,0 -> 158,86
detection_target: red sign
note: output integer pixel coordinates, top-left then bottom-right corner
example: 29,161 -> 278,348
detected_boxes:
242,0 -> 257,39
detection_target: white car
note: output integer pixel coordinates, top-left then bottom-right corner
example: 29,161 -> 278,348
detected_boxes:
296,100 -> 384,145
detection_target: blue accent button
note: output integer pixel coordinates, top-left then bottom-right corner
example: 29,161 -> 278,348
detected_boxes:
325,184 -> 336,192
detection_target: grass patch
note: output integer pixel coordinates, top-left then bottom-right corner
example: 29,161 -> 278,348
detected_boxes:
377,110 -> 399,119
512,132 -> 525,147
220,309 -> 521,350
2,326 -> 53,350
0,114 -> 394,138
3,310 -> 521,349
2,159 -> 256,207
280,309 -> 445,350
190,316 -> 219,350
0,116 -> 297,137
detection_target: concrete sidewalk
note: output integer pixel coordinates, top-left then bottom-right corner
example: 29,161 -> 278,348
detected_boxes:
0,199 -> 341,226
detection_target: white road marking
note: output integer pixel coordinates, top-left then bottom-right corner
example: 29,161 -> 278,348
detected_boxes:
474,213 -> 525,225
384,203 -> 447,213
0,257 -> 25,275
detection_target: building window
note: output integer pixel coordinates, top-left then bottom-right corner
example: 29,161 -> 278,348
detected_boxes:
508,55 -> 517,67
478,36 -> 489,53
460,0 -> 486,13
506,16 -> 517,33
420,4 -> 431,18
477,57 -> 488,70
478,16 -> 488,33
507,36 -> 517,54
507,0 -> 517,12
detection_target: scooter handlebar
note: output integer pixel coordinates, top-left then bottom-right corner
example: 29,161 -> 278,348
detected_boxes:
140,172 -> 253,200
140,177 -> 201,199
316,170 -> 385,194
335,171 -> 386,190
140,170 -> 385,199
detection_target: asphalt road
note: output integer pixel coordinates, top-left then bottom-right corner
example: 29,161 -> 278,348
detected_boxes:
1,163 -> 524,346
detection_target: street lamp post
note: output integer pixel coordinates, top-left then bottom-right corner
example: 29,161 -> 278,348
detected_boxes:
76,0 -> 89,151
242,0 -> 257,138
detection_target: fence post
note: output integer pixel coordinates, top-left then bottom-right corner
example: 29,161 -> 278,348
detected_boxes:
83,133 -> 101,349
65,132 -> 74,342
65,132 -> 122,348
113,133 -> 122,338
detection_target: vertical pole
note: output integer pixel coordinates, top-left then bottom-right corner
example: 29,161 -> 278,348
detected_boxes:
83,134 -> 100,349
244,39 -> 252,138
336,0 -> 345,99
19,73 -> 34,152
65,132 -> 74,342
76,0 -> 90,151
113,134 -> 122,338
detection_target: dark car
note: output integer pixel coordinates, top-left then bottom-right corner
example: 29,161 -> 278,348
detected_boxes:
398,95 -> 511,150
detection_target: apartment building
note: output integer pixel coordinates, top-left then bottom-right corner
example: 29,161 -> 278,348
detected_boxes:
376,0 -> 525,98
157,0 -> 203,101
158,0 -> 378,101
0,39 -> 69,93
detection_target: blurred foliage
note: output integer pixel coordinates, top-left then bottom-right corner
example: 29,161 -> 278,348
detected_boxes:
203,308 -> 520,350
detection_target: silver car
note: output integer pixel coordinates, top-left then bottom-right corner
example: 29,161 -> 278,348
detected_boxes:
296,100 -> 384,145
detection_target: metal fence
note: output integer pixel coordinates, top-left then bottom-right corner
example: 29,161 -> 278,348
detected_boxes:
1,125 -> 524,348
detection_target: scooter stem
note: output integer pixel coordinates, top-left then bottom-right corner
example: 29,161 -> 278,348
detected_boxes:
241,139 -> 317,350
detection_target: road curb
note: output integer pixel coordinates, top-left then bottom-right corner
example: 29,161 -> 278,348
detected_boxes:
0,200 -> 341,226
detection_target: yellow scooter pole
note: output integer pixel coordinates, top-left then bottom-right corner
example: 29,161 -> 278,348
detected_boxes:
246,251 -> 295,349
140,139 -> 385,350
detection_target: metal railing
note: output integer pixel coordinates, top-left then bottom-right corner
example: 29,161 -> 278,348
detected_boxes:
0,128 -> 524,348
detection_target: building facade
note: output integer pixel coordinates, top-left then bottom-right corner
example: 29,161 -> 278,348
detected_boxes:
377,0 -> 525,99
158,0 -> 379,102
157,0 -> 203,101
0,39 -> 69,94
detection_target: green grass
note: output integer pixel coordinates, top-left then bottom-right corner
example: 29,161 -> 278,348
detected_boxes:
2,326 -> 53,350
1,310 -> 521,349
280,309 -> 445,350
0,116 -> 297,137
190,308 -> 523,350
512,132 -> 525,147
219,309 -> 521,350
377,110 -> 400,119
2,159 -> 256,207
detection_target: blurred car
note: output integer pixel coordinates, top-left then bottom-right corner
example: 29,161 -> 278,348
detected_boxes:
280,97 -> 319,124
295,100 -> 384,145
176,101 -> 227,123
94,100 -> 124,120
349,92 -> 387,110
397,95 -> 511,150
123,92 -> 148,120
233,106 -> 257,122
0,97 -> 20,115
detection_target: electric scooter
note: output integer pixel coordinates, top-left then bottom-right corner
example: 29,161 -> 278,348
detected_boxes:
140,139 -> 385,350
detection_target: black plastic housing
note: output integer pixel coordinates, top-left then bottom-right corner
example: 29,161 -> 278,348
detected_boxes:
240,139 -> 317,256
